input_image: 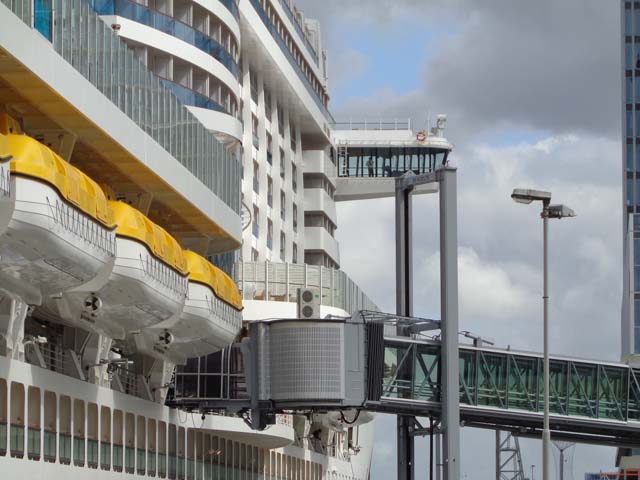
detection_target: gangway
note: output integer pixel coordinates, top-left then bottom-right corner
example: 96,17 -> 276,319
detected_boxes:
374,335 -> 640,447
171,314 -> 640,448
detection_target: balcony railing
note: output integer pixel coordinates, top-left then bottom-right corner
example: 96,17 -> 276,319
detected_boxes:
249,0 -> 332,123
89,0 -> 240,79
158,77 -> 225,113
219,0 -> 238,19
276,0 -> 318,64
233,261 -> 378,312
1,0 -> 241,214
333,119 -> 412,131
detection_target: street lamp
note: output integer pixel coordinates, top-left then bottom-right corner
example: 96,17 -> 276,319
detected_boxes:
511,188 -> 575,480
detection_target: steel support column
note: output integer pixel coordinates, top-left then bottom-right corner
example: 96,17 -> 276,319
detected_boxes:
395,178 -> 414,480
439,168 -> 460,479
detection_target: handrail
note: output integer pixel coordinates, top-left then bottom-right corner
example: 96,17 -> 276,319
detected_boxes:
47,197 -> 117,257
333,119 -> 412,131
0,163 -> 9,197
233,261 -> 378,312
157,77 -> 226,113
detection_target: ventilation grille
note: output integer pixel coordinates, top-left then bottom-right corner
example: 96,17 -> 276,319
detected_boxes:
265,324 -> 344,401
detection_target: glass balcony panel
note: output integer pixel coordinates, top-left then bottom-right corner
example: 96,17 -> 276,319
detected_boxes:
59,433 -> 71,464
10,424 -> 24,457
73,436 -> 85,466
100,441 -> 111,470
113,444 -> 124,471
87,439 -> 99,468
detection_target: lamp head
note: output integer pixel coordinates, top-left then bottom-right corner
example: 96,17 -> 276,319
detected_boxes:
511,188 -> 552,204
547,204 -> 576,219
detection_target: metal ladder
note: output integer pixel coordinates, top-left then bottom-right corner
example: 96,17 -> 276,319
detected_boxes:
337,141 -> 348,176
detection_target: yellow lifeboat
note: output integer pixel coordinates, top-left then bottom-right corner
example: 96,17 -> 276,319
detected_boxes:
131,251 -> 242,363
0,134 -> 116,305
51,201 -> 188,340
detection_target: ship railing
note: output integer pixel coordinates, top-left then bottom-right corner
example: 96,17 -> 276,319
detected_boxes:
276,0 -> 319,64
47,197 -> 116,257
205,295 -> 242,329
39,342 -> 66,374
275,414 -> 292,427
333,119 -> 412,131
114,365 -> 139,396
234,261 -> 378,313
0,163 -> 9,197
141,254 -> 189,299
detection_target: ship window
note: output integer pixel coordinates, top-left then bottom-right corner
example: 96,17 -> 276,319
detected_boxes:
186,429 -> 195,480
148,419 -> 157,477
113,409 -> 124,472
224,439 -> 233,478
168,424 -> 177,479
0,379 -> 7,456
59,395 -> 71,464
26,386 -> 40,461
158,420 -> 167,478
197,431 -> 205,480
178,427 -> 186,479
202,434 -> 210,480
100,406 -> 111,470
137,416 -> 146,475
73,399 -> 85,466
125,412 -> 135,473
87,403 -> 98,468
210,436 -> 219,477
43,391 -> 56,463
9,382 -> 24,458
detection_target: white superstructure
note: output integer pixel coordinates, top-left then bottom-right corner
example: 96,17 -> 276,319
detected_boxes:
0,0 -> 385,477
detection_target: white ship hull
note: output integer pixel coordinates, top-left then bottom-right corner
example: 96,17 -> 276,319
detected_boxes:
0,354 -> 372,480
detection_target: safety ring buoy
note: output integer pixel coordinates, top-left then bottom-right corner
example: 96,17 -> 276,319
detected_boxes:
416,131 -> 427,142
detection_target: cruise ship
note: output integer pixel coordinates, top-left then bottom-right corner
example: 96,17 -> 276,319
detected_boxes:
0,0 -> 452,478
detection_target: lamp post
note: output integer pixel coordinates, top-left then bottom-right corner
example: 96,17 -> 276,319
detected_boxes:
510,189 -> 575,480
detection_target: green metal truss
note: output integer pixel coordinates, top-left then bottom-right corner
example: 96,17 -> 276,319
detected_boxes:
382,339 -> 640,422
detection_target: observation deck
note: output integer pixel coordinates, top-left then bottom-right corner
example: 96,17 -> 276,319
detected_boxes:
331,119 -> 452,201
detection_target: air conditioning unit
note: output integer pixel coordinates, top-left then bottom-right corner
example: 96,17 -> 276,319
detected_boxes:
297,287 -> 320,319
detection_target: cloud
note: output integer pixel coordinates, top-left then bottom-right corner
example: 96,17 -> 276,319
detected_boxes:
335,132 -> 621,477
299,0 -> 620,141
295,0 -> 624,476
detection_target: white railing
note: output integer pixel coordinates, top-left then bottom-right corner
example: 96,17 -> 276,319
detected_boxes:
38,342 -> 66,374
333,119 -> 412,131
0,164 -> 9,197
233,262 -> 378,312
206,295 -> 242,329
47,198 -> 116,256
275,414 -> 292,427
141,254 -> 189,298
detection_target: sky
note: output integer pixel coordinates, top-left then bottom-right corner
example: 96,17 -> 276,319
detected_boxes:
296,0 -> 622,478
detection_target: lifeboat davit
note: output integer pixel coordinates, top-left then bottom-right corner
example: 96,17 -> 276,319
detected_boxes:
51,201 -> 189,340
0,134 -> 116,305
131,251 -> 243,363
0,133 -> 13,235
